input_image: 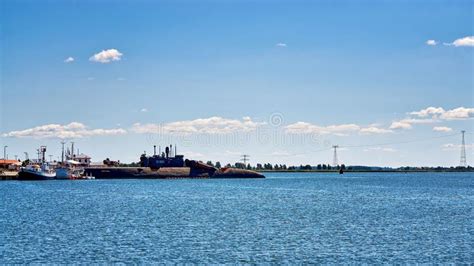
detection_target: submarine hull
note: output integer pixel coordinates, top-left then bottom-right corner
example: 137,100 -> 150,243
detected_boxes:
84,166 -> 264,179
213,168 -> 264,178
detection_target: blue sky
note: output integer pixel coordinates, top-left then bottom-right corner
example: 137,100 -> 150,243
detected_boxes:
1,0 -> 473,166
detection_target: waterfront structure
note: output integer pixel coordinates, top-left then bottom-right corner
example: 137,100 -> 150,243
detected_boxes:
71,153 -> 91,167
0,159 -> 21,171
85,144 -> 264,179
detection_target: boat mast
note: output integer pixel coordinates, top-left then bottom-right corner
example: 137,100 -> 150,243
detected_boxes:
40,146 -> 46,163
61,141 -> 65,163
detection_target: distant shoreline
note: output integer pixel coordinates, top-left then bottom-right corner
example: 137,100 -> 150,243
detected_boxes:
2,168 -> 472,180
256,169 -> 474,173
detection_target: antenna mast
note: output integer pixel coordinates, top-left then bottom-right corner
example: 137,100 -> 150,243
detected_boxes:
460,130 -> 467,167
332,145 -> 339,167
40,146 -> 46,163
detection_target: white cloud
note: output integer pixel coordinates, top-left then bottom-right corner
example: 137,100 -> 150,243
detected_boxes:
392,106 -> 473,130
451,36 -> 474,47
140,108 -> 148,112
87,77 -> 95,81
359,127 -> 393,134
442,143 -> 474,151
2,122 -> 127,139
131,123 -> 160,134
390,118 -> 438,130
89,49 -> 123,63
276,43 -> 287,47
440,107 -> 474,120
64,57 -> 74,63
426,40 -> 437,46
131,116 -> 265,135
410,106 -> 474,120
410,107 -> 445,117
389,121 -> 412,130
403,118 -> 439,124
433,126 -> 452,132
285,122 -> 392,136
285,122 -> 360,136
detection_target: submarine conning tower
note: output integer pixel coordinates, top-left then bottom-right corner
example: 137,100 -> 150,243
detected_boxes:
135,144 -> 264,178
140,144 -> 185,169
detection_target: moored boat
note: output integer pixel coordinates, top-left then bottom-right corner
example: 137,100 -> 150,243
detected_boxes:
55,160 -> 84,179
18,146 -> 56,180
55,167 -> 71,179
18,164 -> 56,180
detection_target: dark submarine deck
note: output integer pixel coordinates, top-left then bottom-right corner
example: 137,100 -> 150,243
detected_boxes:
86,146 -> 265,179
84,166 -> 264,179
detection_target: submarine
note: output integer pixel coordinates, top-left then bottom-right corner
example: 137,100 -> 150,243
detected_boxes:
84,145 -> 264,179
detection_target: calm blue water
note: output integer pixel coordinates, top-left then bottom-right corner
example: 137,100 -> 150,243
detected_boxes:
1,172 -> 473,263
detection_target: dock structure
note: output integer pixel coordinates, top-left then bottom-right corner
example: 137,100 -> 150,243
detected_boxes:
0,171 -> 18,180
0,159 -> 21,171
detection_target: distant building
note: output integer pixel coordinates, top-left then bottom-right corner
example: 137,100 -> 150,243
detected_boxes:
71,153 -> 91,166
0,159 -> 21,171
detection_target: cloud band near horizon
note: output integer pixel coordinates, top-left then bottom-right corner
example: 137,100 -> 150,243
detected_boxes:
3,106 -> 471,139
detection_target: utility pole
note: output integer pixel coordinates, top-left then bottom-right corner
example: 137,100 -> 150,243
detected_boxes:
460,130 -> 467,167
332,145 -> 339,167
3,146 -> 7,170
241,154 -> 250,165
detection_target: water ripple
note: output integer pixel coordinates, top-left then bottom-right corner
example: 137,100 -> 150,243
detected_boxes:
1,172 -> 473,263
